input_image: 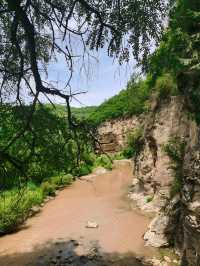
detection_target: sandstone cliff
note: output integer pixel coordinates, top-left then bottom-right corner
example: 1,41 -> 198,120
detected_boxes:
98,96 -> 200,266
97,116 -> 140,153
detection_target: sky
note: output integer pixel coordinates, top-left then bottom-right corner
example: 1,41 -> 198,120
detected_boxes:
47,48 -> 136,107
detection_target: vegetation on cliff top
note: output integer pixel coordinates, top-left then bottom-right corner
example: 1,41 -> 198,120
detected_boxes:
88,0 -> 200,125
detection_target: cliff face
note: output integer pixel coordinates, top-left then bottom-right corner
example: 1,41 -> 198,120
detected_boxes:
97,117 -> 140,153
97,96 -> 200,266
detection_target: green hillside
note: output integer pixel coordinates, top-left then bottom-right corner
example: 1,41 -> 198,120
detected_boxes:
87,78 -> 151,125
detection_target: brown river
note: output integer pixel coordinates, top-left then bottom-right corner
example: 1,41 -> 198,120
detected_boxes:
0,160 -> 157,266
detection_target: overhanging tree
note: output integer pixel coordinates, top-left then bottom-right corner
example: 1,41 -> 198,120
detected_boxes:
0,0 -> 169,173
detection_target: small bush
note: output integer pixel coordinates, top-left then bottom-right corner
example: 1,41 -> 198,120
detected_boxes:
41,181 -> 56,196
111,152 -> 125,160
154,73 -> 178,100
163,137 -> 186,163
95,155 -> 113,170
26,187 -> 44,206
61,174 -> 73,185
123,127 -> 144,159
78,164 -> 92,176
122,147 -> 135,159
83,152 -> 96,166
51,174 -> 73,187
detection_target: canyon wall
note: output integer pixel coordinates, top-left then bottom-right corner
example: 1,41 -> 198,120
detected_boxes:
98,96 -> 200,266
97,116 -> 140,153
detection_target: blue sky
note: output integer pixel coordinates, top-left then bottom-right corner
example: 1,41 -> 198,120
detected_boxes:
47,48 -> 136,107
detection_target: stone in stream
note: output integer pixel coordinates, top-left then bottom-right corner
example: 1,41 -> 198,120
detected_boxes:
86,221 -> 99,228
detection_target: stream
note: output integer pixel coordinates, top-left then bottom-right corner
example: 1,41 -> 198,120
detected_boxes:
0,160 -> 157,266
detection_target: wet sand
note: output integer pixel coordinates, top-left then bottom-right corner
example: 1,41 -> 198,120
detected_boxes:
0,160 -> 156,265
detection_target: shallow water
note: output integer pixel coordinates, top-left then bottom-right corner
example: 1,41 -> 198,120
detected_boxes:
0,161 -> 156,265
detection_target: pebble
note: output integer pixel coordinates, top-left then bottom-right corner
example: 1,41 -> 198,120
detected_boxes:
86,221 -> 99,228
164,256 -> 171,263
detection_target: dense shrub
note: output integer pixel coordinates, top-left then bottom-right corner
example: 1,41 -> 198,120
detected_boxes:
111,152 -> 125,161
82,152 -> 96,166
94,155 -> 113,170
154,73 -> 178,100
77,164 -> 93,177
51,174 -> 73,188
0,187 -> 43,235
41,181 -> 56,196
123,127 -> 144,159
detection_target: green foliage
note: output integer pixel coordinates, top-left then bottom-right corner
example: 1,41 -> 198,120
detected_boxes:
89,77 -> 151,126
94,155 -> 113,170
163,137 -> 186,164
154,73 -> 178,100
122,147 -> 135,159
77,164 -> 93,177
0,104 -> 95,186
123,127 -> 144,159
163,137 -> 186,197
51,174 -> 73,188
127,77 -> 151,114
1,0 -> 200,236
0,186 -> 43,235
111,152 -> 125,161
170,177 -> 183,199
149,0 -> 200,121
89,89 -> 130,125
0,173 -> 73,234
44,104 -> 97,121
41,182 -> 56,197
0,0 -> 167,106
82,152 -> 96,166
146,195 -> 154,203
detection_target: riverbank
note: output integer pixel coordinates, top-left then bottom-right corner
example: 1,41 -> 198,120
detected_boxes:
0,160 -> 160,266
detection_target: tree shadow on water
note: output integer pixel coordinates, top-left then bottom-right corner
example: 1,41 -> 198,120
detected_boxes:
0,239 -> 151,266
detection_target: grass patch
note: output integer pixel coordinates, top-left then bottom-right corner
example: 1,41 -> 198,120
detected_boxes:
0,186 -> 43,235
154,73 -> 178,100
122,127 -> 144,159
0,173 -> 74,235
94,154 -> 113,170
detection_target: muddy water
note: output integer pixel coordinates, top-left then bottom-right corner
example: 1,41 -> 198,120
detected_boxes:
0,160 -> 156,265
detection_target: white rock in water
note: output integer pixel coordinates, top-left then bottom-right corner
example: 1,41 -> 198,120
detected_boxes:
86,221 -> 99,228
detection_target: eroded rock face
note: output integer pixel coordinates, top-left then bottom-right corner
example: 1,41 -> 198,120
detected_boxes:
128,96 -> 200,265
97,96 -> 200,265
97,117 -> 139,152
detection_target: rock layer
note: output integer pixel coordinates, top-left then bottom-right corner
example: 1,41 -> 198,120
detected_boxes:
132,97 -> 200,266
97,117 -> 139,152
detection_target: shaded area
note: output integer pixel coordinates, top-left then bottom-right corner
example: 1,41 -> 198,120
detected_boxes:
0,239 -> 151,266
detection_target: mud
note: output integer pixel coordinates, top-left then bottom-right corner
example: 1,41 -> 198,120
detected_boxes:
0,160 -> 156,266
